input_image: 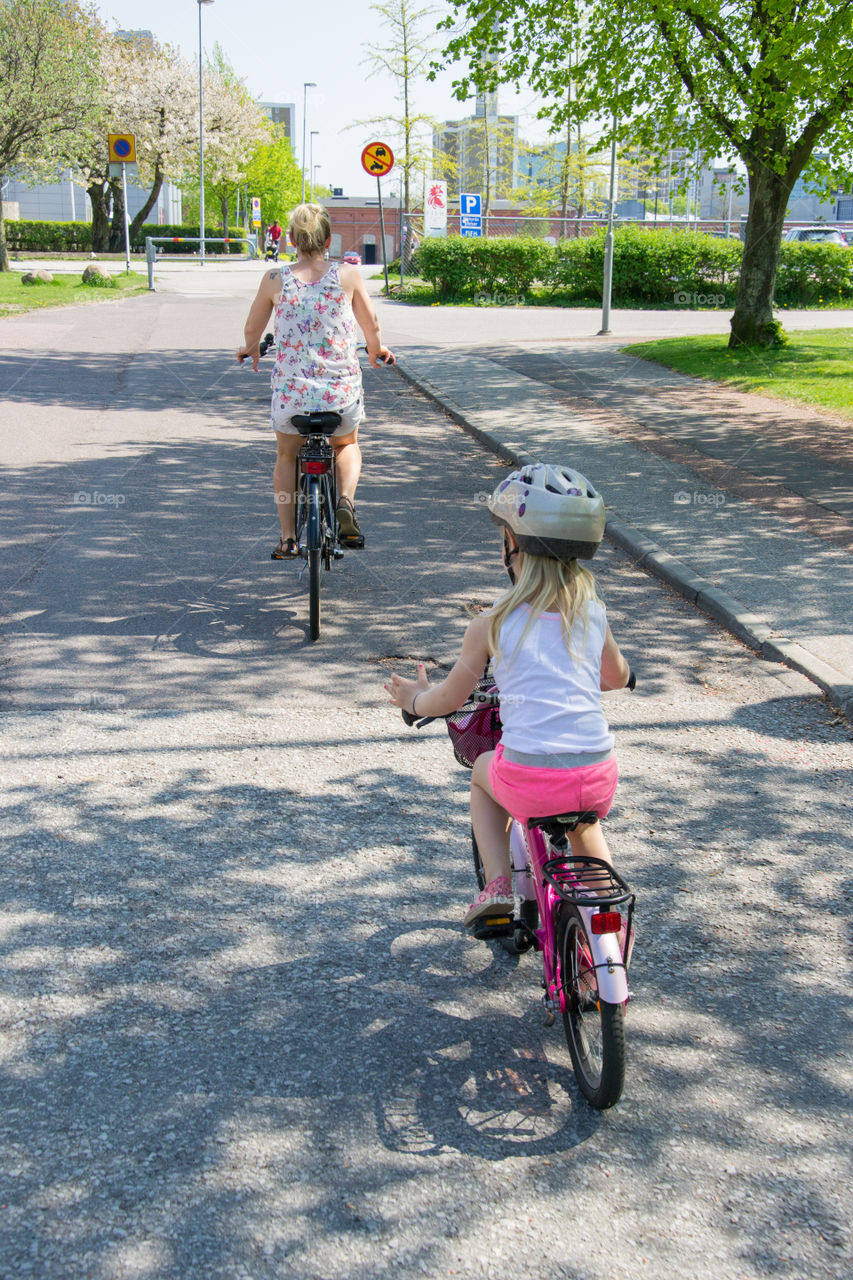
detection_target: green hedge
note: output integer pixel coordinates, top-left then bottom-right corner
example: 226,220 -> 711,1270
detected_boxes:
4,219 -> 250,255
415,228 -> 853,307
5,220 -> 94,252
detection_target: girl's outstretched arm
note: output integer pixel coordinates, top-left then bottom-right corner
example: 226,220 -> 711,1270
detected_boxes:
600,624 -> 631,690
385,616 -> 490,718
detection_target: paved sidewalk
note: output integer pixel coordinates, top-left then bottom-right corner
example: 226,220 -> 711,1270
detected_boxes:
379,310 -> 853,719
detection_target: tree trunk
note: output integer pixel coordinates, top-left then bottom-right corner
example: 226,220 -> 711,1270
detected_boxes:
125,165 -> 165,251
88,181 -> 111,252
729,160 -> 792,348
108,177 -> 125,252
221,195 -> 229,238
0,172 -> 8,271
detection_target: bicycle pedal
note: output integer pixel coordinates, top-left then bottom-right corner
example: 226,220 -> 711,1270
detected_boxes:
332,547 -> 345,559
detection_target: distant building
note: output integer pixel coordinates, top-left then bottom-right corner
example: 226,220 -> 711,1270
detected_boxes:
115,29 -> 155,51
433,90 -> 519,202
259,101 -> 295,144
2,172 -> 181,224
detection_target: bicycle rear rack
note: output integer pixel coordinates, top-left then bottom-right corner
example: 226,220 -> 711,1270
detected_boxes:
542,855 -> 634,909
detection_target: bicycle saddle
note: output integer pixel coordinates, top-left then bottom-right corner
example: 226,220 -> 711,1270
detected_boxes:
528,812 -> 600,836
290,412 -> 342,435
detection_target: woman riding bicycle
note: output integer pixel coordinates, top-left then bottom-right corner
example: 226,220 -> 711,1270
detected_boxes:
385,464 -> 632,925
237,202 -> 395,558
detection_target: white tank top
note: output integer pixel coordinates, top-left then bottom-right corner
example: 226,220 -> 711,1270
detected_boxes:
492,602 -> 614,755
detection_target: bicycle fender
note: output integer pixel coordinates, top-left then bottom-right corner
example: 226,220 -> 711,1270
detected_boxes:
577,905 -> 629,1004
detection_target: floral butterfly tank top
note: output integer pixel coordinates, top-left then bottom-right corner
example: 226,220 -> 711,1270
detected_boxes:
270,261 -> 362,414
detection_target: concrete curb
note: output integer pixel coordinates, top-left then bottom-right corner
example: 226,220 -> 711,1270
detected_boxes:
394,357 -> 853,722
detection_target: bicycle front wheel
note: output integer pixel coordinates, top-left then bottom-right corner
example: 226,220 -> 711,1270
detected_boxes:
307,476 -> 322,641
556,904 -> 626,1109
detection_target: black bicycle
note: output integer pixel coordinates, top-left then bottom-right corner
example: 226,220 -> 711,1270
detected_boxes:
258,333 -> 391,641
292,410 -> 344,642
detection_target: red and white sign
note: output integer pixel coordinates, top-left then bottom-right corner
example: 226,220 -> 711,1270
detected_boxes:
361,142 -> 394,177
424,180 -> 448,238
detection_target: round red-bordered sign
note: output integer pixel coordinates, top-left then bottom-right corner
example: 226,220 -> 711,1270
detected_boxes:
361,142 -> 394,177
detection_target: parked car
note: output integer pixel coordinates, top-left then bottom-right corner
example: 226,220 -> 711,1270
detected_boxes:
343,250 -> 362,265
782,226 -> 849,246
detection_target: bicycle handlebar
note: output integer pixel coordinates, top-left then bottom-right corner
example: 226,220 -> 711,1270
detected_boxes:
400,670 -> 636,730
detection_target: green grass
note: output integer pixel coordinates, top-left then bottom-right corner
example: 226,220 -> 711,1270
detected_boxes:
0,270 -> 148,317
623,329 -> 853,419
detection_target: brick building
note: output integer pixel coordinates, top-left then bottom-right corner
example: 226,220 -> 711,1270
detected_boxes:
325,196 -> 401,263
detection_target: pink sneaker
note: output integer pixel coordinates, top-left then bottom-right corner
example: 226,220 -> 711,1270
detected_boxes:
464,876 -> 514,927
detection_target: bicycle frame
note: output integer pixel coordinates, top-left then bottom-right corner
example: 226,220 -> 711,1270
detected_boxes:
509,822 -> 632,1010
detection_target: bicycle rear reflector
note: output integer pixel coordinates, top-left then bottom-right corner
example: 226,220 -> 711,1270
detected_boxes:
590,911 -> 622,935
302,460 -> 329,474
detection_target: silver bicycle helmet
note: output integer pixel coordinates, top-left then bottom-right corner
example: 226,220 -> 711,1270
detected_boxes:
487,463 -> 606,560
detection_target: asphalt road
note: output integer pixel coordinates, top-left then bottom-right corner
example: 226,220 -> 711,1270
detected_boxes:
0,274 -> 851,1280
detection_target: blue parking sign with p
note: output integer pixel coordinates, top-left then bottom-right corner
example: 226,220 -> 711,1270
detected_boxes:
460,192 -> 482,237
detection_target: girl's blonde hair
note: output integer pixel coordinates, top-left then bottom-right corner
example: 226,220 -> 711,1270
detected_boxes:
288,203 -> 331,255
487,550 -> 602,663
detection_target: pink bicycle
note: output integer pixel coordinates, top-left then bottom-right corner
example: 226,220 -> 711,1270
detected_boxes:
404,674 -> 635,1110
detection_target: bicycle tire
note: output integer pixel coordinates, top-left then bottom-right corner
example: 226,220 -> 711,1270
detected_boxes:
555,903 -> 626,1109
470,829 -> 537,953
307,476 -> 322,641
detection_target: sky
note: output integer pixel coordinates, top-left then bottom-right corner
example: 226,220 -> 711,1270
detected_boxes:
95,0 -> 547,200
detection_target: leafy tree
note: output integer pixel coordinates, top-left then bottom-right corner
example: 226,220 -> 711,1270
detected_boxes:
73,33 -> 267,251
0,0 -> 100,269
196,44 -> 270,235
185,124 -> 304,236
358,0 -> 440,210
439,0 -> 853,346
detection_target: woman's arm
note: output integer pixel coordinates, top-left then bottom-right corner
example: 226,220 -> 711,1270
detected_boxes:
600,624 -> 631,690
341,264 -> 395,367
385,616 -> 491,717
236,270 -> 280,370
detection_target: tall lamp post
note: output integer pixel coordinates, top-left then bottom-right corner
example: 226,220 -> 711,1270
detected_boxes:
197,0 -> 214,266
302,82 -> 317,202
309,132 -> 319,200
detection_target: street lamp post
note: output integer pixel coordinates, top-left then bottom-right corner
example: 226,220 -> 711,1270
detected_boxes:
197,0 -> 214,266
309,132 -> 319,201
302,82 -> 317,203
598,111 -> 618,336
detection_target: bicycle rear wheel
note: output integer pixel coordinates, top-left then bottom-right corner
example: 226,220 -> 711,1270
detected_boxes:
307,476 -> 322,641
556,903 -> 626,1109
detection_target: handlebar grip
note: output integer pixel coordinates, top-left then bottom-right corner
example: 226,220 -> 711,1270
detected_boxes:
627,669 -> 636,691
401,709 -> 416,727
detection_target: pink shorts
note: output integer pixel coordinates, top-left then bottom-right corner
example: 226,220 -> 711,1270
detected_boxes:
488,743 -> 618,825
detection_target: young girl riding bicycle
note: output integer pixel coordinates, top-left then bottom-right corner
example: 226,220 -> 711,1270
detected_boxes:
385,464 -> 632,926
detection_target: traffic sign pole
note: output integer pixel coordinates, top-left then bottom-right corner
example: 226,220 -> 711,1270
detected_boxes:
376,178 -> 389,295
108,135 -> 136,274
360,143 -> 395,296
120,164 -> 131,275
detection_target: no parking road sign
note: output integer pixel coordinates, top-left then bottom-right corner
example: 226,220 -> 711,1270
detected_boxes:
361,142 -> 394,177
108,133 -> 136,164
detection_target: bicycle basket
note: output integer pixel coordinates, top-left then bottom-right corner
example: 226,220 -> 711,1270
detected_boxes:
446,676 -> 502,769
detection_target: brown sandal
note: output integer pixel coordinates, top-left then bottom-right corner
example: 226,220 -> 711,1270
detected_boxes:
336,496 -> 364,548
271,537 -> 298,560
